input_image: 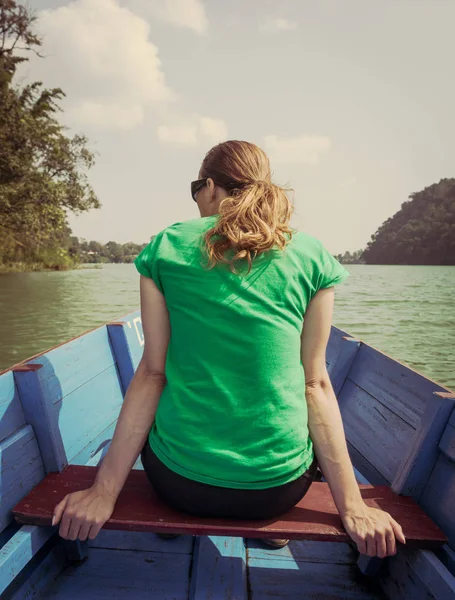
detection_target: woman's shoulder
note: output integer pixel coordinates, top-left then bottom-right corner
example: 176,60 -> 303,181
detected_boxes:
289,230 -> 325,256
154,216 -> 217,241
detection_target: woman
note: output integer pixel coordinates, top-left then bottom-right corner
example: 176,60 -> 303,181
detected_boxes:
53,140 -> 405,556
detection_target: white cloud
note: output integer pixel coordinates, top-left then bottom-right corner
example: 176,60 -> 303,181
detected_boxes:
157,116 -> 227,147
264,135 -> 331,165
28,0 -> 173,130
124,0 -> 208,34
260,16 -> 298,33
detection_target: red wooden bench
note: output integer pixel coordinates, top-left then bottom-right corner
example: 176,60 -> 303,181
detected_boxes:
13,465 -> 447,547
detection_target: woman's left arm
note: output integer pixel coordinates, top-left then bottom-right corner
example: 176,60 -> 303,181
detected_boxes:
53,275 -> 169,540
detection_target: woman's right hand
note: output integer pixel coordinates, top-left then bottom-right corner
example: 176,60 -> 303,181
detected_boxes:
341,501 -> 406,557
52,484 -> 117,541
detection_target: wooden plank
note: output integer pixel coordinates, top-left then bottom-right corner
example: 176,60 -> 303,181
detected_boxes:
393,393 -> 455,498
13,466 -> 447,547
346,344 -> 449,429
14,365 -> 65,473
0,525 -> 55,596
15,364 -> 123,472
88,530 -> 193,554
326,326 -> 351,375
247,558 -> 384,599
0,425 -> 45,533
52,365 -> 123,465
437,544 -> 455,578
331,337 -> 361,396
107,324 -> 135,394
45,547 -> 191,600
71,422 -> 116,467
380,547 -> 455,600
8,543 -> 65,600
353,466 -> 372,485
420,453 -> 455,550
246,539 -> 357,565
340,380 -> 415,483
439,408 -> 455,462
0,371 -> 25,443
347,442 -> 390,485
24,327 -> 116,402
107,313 -> 144,393
189,536 -> 247,600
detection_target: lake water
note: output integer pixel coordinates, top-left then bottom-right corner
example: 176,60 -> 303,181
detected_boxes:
0,264 -> 454,389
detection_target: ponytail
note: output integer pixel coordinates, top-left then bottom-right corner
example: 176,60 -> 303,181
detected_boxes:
204,179 -> 293,272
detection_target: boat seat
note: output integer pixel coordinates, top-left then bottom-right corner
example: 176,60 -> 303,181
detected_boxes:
13,465 -> 447,548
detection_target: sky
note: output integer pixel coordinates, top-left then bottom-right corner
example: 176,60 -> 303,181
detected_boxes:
19,0 -> 455,252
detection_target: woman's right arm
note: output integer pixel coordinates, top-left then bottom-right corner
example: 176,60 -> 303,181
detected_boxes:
301,287 -> 406,558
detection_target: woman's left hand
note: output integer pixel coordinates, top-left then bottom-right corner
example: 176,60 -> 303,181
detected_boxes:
52,485 -> 117,541
341,501 -> 406,557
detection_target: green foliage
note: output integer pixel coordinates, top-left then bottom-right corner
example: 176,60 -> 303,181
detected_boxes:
0,0 -> 99,269
334,250 -> 365,264
362,179 -> 455,265
68,237 -> 147,264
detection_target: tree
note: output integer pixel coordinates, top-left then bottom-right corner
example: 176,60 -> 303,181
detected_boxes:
362,179 -> 455,265
0,0 -> 100,268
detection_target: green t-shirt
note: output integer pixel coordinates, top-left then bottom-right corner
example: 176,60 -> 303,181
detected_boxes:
134,216 -> 348,489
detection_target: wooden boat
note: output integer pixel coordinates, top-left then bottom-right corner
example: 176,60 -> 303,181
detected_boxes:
1,309 -> 455,599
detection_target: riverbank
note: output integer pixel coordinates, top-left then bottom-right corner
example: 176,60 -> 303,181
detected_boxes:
0,263 -> 103,273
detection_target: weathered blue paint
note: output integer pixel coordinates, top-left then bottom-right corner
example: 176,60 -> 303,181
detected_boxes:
44,547 -> 191,600
346,344 -> 448,428
392,392 -> 455,498
107,311 -> 144,393
330,336 -> 361,395
88,530 -> 193,554
421,453 -> 455,551
14,337 -> 124,472
439,406 -> 455,463
0,425 -> 44,533
247,545 -> 384,599
107,324 -> 135,394
27,327 -> 116,401
339,378 -> 415,483
8,543 -> 65,600
380,547 -> 455,600
326,325 -> 351,374
0,525 -> 55,596
189,536 -> 247,600
247,539 -> 356,565
0,371 -> 25,443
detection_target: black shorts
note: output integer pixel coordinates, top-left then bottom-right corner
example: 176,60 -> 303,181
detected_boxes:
141,441 -> 319,520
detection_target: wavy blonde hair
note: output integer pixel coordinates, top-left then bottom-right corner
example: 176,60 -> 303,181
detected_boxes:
201,140 -> 293,272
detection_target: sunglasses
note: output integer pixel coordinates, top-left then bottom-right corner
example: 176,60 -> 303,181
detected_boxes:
191,178 -> 208,202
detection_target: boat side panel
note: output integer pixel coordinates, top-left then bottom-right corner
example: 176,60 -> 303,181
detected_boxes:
7,542 -> 65,600
339,379 -> 415,483
346,344 -> 448,428
27,327 -> 117,401
14,327 -> 124,472
107,311 -> 144,392
0,371 -> 25,443
0,425 -> 44,533
0,525 -> 55,596
338,343 -> 453,488
421,454 -> 455,552
380,547 -> 455,600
